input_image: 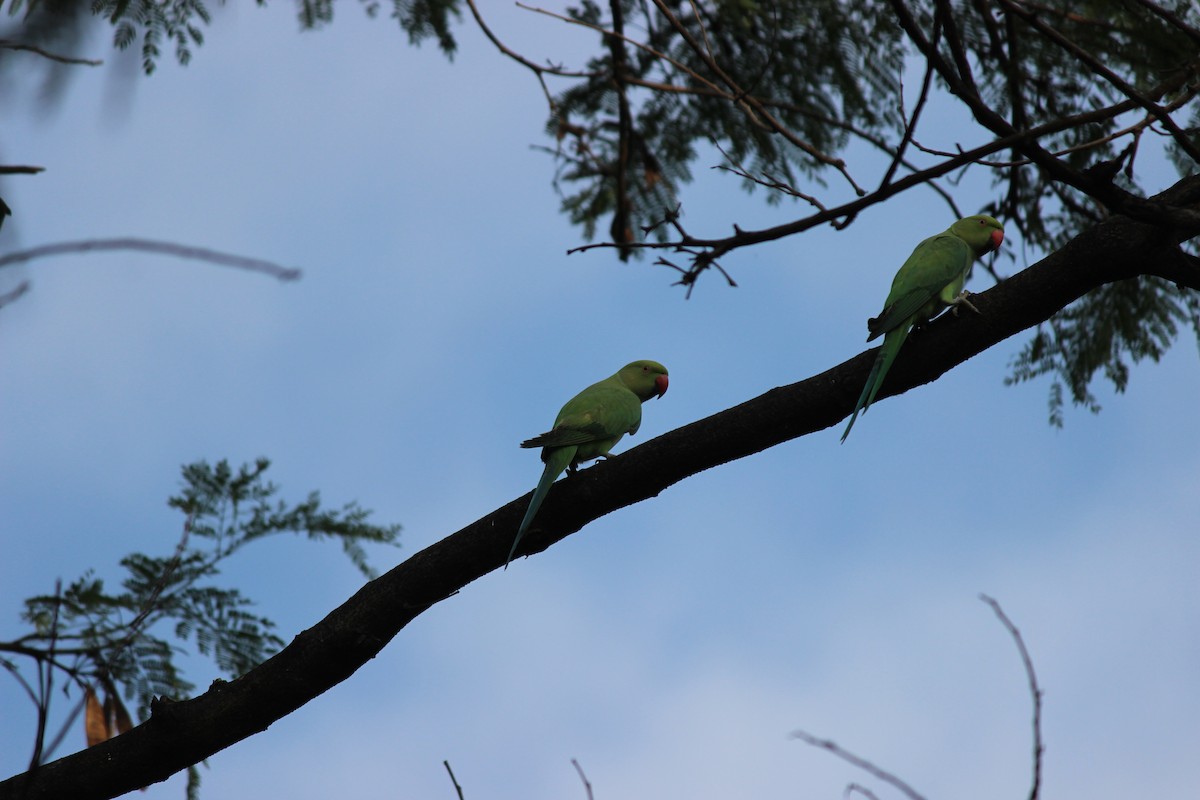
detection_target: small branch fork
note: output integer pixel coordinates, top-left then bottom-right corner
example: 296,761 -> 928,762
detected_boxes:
467,0 -> 1200,292
791,595 -> 1045,800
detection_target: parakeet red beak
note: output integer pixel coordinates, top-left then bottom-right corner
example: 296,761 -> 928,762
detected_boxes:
655,374 -> 669,398
990,229 -> 1004,250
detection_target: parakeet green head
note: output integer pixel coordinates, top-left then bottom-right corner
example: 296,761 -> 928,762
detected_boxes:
950,215 -> 1004,255
617,360 -> 669,400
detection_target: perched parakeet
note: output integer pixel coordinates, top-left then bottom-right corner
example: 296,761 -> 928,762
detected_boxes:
507,360 -> 669,568
841,215 -> 1004,442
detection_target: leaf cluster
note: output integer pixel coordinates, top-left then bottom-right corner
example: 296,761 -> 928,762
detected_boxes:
6,0 -> 1198,425
547,1 -> 906,245
2,457 -> 400,766
0,0 -> 461,78
513,0 -> 1200,420
1006,275 -> 1200,426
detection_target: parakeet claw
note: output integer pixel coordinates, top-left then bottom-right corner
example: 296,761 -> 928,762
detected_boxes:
949,290 -> 980,316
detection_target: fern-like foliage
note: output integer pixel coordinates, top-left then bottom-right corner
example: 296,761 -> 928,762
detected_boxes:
1,0 -> 461,78
1006,276 -> 1200,426
4,457 -> 400,769
547,1 -> 907,245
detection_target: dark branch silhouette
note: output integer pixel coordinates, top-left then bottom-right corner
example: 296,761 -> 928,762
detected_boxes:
981,594 -> 1044,800
0,40 -> 102,67
2,173 -> 1197,800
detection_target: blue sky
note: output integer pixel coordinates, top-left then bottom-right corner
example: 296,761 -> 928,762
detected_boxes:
2,4 -> 1198,798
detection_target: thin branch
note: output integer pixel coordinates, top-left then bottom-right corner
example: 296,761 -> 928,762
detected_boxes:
1128,0 -> 1200,45
934,0 -> 980,96
980,594 -> 1044,800
567,58 -> 1194,287
442,760 -> 465,800
880,52 -> 937,192
613,72 -> 964,215
0,238 -> 301,281
516,3 -> 733,107
28,580 -> 63,770
571,759 -> 594,800
0,40 -> 102,67
889,0 -> 1200,231
789,730 -> 928,800
713,141 -> 828,212
846,784 -> 883,800
648,0 -> 865,194
464,0 -> 594,115
40,691 -> 90,764
0,165 -> 46,175
909,79 -> 1200,167
0,280 -> 30,310
999,0 -> 1200,164
607,0 -> 635,252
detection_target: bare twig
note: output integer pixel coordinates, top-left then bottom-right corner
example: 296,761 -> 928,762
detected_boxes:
571,758 -> 594,800
443,760 -> 465,800
846,783 -> 884,800
464,0 -> 594,114
0,280 -> 30,310
790,730 -> 928,800
28,580 -> 64,770
0,238 -> 301,281
0,165 -> 46,175
516,3 -> 732,103
880,52 -> 937,192
713,141 -> 828,212
0,40 -> 102,67
980,594 -> 1044,800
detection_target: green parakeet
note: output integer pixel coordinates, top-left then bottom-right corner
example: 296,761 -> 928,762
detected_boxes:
507,360 -> 669,568
841,215 -> 1004,442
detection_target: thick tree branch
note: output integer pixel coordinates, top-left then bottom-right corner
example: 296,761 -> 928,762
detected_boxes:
3,176 -> 1199,800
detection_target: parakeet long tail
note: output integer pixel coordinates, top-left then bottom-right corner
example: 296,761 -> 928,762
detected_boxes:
840,327 -> 910,443
507,447 -> 575,568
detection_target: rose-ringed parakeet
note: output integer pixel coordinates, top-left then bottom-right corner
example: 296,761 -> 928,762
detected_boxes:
507,360 -> 669,568
841,215 -> 1004,442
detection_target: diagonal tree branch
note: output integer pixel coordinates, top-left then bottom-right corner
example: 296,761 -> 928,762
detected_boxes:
2,175 -> 1199,800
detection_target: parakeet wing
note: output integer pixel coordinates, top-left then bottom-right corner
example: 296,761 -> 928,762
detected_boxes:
868,235 -> 972,338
